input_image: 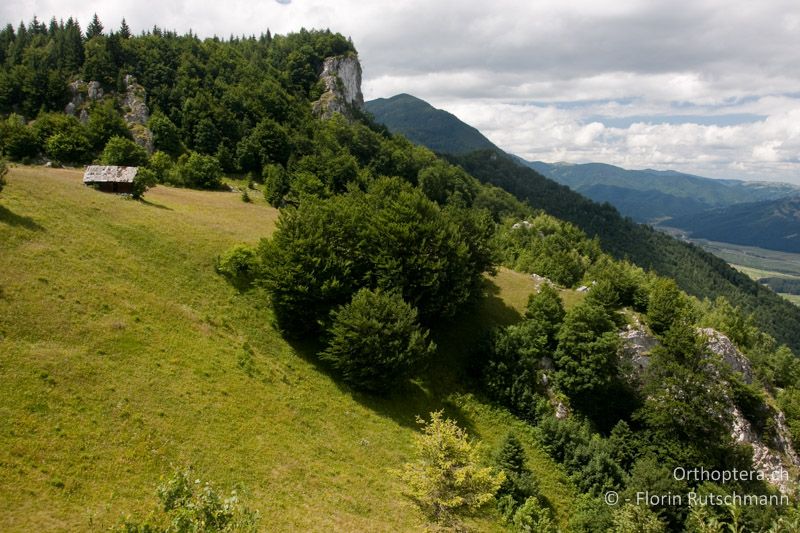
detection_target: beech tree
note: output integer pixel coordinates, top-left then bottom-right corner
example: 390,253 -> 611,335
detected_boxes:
554,300 -> 619,399
321,288 -> 434,393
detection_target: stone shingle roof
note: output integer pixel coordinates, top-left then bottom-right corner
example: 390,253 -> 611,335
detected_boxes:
83,165 -> 138,183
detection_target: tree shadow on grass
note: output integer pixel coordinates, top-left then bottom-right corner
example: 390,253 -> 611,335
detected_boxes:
427,277 -> 522,393
139,198 -> 173,210
0,205 -> 44,231
283,334 -> 478,434
280,277 -> 523,435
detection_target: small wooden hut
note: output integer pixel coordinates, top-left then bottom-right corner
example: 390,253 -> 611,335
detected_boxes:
83,165 -> 138,194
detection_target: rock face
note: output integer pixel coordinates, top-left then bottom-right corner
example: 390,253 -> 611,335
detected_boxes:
312,54 -> 364,120
618,318 -> 659,377
121,75 -> 154,154
700,328 -> 798,492
618,323 -> 798,492
64,76 -> 153,153
65,80 -> 104,124
698,328 -> 754,383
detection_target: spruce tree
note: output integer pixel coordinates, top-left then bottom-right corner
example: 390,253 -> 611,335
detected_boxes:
86,14 -> 103,39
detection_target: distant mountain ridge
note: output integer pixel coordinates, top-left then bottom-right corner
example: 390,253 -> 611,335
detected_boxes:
668,196 -> 800,253
365,93 -> 501,154
365,93 -> 800,223
525,161 -> 800,222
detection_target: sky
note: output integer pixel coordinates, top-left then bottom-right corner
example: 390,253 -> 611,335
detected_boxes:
3,0 -> 800,182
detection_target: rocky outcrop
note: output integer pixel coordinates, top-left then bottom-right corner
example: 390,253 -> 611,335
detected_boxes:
698,329 -> 798,491
121,75 -> 153,154
618,323 -> 797,491
65,80 -> 104,123
312,54 -> 364,120
618,317 -> 658,378
731,406 -> 798,494
698,328 -> 755,383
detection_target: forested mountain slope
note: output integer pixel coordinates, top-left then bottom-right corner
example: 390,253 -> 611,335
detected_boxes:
365,93 -> 500,155
450,151 -> 800,352
669,196 -> 800,253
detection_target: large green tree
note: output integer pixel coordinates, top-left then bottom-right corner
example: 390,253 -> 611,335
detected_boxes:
321,288 -> 435,393
554,300 -> 619,399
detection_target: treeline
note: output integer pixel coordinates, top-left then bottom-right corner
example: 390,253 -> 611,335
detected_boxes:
450,150 -> 800,353
0,15 -> 358,184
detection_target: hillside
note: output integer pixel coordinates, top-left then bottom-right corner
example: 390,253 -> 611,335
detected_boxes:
526,161 -> 799,222
0,166 -> 576,532
669,196 -> 800,253
449,150 -> 800,352
365,94 -> 501,155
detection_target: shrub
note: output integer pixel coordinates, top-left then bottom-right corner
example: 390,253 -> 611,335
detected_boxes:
117,468 -> 259,532
511,496 -> 556,532
174,152 -> 223,189
0,114 -> 38,161
257,177 -> 494,336
612,503 -> 667,533
131,168 -> 157,199
216,244 -> 258,290
321,288 -> 435,393
45,132 -> 92,164
101,136 -> 149,166
0,157 -> 7,194
147,151 -> 173,183
397,411 -> 505,528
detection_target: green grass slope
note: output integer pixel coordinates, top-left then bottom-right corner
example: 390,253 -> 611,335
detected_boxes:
0,166 -> 574,531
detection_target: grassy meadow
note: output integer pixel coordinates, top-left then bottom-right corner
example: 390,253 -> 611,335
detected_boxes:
0,166 -> 575,531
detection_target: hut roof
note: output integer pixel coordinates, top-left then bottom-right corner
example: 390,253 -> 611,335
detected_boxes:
83,165 -> 138,183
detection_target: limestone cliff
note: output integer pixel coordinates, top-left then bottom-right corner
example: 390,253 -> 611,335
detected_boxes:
65,80 -> 104,123
619,324 -> 799,492
121,75 -> 154,154
312,54 -> 364,120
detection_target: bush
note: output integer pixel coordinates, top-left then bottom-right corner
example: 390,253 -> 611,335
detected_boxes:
131,168 -> 157,199
612,503 -> 667,532
216,244 -> 258,290
511,496 -> 556,532
397,411 -> 504,528
101,136 -> 149,166
0,114 -> 38,161
117,468 -> 259,532
321,288 -> 435,393
0,157 -> 7,194
45,132 -> 92,164
174,152 -> 223,189
147,151 -> 173,183
257,177 -> 494,336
